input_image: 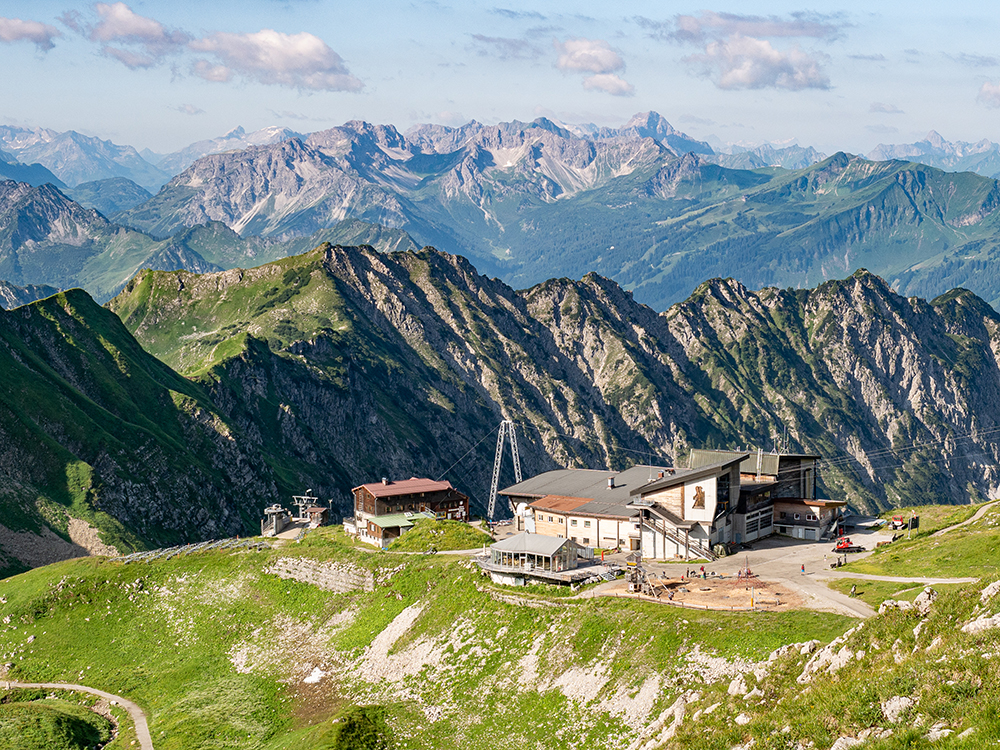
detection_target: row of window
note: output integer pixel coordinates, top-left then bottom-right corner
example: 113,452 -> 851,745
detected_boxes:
777,511 -> 818,522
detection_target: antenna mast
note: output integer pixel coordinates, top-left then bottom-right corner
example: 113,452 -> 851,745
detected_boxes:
487,420 -> 522,519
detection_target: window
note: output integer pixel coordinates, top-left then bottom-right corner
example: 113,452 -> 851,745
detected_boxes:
793,513 -> 801,520
806,514 -> 817,522
571,536 -> 577,542
583,538 -> 590,545
584,520 -> 591,528
779,512 -> 787,519
548,515 -> 553,522
571,519 -> 578,527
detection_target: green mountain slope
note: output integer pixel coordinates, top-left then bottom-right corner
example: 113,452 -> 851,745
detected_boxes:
0,289 -> 292,576
109,245 -> 1000,516
1,513 -> 998,749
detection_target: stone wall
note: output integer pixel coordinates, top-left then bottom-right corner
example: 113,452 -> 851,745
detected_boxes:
266,557 -> 375,593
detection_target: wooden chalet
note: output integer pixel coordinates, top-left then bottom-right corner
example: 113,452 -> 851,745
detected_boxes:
347,477 -> 469,547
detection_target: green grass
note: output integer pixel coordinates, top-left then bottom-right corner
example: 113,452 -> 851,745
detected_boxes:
0,531 -> 856,750
387,520 -> 492,552
842,504 -> 1000,577
878,502 -> 985,535
0,695 -> 113,750
825,578 -> 968,609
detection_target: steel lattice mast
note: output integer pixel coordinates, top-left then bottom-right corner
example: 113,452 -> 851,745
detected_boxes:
487,420 -> 522,519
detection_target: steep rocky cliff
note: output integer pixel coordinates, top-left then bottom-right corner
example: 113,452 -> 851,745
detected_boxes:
110,245 -> 1000,521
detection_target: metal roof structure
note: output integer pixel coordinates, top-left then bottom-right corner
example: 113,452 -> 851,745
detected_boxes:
490,532 -> 575,556
688,449 -> 819,476
529,494 -> 639,520
368,510 -> 435,528
353,478 -> 457,498
630,455 -> 748,496
501,465 -> 672,504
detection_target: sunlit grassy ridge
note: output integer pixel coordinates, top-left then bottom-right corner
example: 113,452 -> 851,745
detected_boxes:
2,511 -> 1000,748
0,528 -> 851,750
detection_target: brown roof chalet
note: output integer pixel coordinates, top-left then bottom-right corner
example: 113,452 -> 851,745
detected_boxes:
353,478 -> 457,498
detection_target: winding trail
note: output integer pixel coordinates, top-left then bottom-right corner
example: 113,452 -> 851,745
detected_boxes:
3,681 -> 153,750
932,499 -> 1000,537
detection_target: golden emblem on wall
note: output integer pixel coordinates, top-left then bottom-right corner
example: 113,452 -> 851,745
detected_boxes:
692,485 -> 706,509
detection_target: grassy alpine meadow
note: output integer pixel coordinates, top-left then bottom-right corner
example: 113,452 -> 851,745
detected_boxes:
0,526 -> 858,750
386,519 -> 493,552
843,502 -> 1000,578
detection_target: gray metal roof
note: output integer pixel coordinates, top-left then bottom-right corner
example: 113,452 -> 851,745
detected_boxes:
502,465 -> 671,501
490,532 -> 573,556
631,455 -> 748,496
688,449 -> 818,477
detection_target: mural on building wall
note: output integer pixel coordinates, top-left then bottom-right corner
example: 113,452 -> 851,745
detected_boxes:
692,486 -> 706,509
684,476 -> 716,522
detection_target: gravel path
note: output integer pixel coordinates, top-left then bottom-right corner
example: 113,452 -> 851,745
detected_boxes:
3,681 -> 153,750
932,499 -> 1000,537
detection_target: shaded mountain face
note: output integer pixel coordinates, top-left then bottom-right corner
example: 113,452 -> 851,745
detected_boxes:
0,289 -> 287,575
0,148 -> 65,188
64,177 -> 153,217
109,245 -> 1000,524
0,280 -> 58,309
0,126 -> 169,192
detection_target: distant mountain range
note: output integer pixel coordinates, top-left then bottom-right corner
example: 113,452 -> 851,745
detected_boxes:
867,130 -> 1000,179
7,113 -> 1000,312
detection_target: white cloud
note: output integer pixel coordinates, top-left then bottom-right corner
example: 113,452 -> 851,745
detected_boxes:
870,102 -> 903,114
554,37 -> 625,74
173,103 -> 204,115
685,35 -> 829,91
978,81 -> 1000,108
90,3 -> 191,54
0,17 -> 61,51
582,73 -> 634,96
192,59 -> 232,83
637,12 -> 843,44
189,29 -> 363,91
90,2 -> 188,66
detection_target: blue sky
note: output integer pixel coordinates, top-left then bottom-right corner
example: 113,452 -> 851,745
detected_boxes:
2,1 -> 999,155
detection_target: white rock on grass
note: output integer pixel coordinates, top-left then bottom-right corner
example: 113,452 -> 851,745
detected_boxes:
961,613 -> 1000,634
735,713 -> 751,726
914,587 -> 937,615
728,675 -> 748,696
957,727 -> 976,739
830,738 -> 862,749
881,696 -> 914,724
924,722 -> 952,741
980,580 -> 1000,604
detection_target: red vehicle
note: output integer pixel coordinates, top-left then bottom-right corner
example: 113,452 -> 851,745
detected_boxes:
833,536 -> 865,553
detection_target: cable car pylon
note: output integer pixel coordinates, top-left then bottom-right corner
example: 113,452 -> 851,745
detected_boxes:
487,420 -> 522,520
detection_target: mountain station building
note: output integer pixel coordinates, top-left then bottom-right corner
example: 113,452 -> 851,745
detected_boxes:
345,477 -> 469,547
500,449 -> 844,560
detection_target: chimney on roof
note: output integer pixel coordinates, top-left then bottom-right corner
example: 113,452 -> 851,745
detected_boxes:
657,470 -> 664,479
381,477 -> 390,485
608,477 -> 615,489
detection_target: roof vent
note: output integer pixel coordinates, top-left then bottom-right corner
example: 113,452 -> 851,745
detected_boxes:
608,477 -> 615,489
668,469 -> 675,475
381,477 -> 390,485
